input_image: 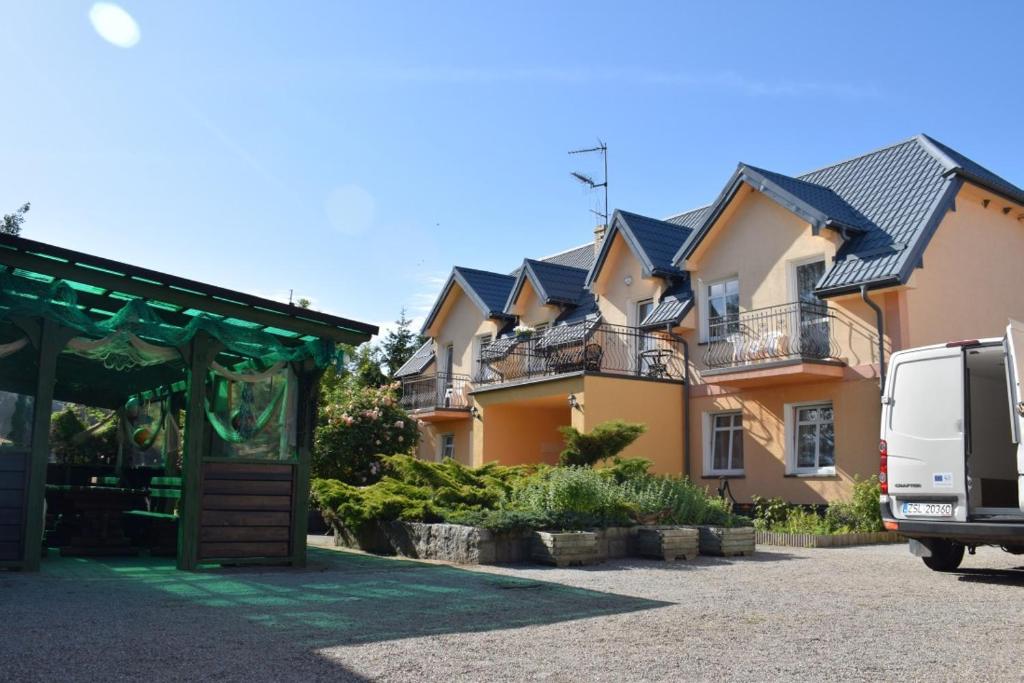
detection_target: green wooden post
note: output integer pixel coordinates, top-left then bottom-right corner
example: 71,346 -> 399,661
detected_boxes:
22,319 -> 68,571
289,361 -> 323,568
177,332 -> 220,570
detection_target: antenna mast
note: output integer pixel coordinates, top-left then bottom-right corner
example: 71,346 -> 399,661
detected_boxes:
569,140 -> 608,224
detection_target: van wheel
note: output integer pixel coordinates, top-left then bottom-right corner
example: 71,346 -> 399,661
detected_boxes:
922,540 -> 965,572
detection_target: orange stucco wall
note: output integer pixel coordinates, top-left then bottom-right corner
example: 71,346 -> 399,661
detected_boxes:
580,375 -> 685,475
689,377 -> 881,504
902,183 -> 1024,346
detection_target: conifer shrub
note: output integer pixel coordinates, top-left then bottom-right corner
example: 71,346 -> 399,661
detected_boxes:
557,420 -> 646,467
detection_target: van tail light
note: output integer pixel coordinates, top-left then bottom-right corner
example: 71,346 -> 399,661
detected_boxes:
879,439 -> 888,495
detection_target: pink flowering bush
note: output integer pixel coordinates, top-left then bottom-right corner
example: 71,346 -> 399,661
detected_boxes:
313,382 -> 421,483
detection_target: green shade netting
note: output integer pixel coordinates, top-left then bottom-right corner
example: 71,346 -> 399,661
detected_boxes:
0,272 -> 335,366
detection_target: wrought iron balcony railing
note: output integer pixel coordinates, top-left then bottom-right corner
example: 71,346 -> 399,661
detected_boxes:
703,301 -> 841,369
476,321 -> 683,386
399,373 -> 473,412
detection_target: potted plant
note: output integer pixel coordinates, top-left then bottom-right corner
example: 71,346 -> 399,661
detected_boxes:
514,324 -> 536,339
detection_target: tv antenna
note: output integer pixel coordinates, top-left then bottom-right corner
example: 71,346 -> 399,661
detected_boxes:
569,140 -> 608,224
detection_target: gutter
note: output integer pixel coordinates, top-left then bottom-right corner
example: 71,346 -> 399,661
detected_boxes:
860,284 -> 886,394
816,275 -> 902,300
667,324 -> 690,478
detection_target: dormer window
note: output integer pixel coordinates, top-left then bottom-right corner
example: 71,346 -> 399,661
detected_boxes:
704,277 -> 739,342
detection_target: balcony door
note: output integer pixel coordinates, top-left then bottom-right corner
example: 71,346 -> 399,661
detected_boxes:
442,344 -> 454,406
794,259 -> 828,359
636,299 -> 655,375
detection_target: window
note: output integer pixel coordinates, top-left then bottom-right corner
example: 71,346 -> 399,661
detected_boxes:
475,334 -> 494,381
786,402 -> 835,475
440,433 -> 455,461
705,278 -> 739,341
706,411 -> 744,475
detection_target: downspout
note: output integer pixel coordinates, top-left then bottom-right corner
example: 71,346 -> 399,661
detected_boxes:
860,284 -> 886,395
667,324 -> 691,478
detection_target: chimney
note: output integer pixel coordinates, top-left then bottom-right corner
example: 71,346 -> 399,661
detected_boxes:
593,223 -> 606,257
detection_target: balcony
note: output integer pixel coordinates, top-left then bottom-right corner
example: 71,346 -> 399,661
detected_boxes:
476,321 -> 684,388
702,302 -> 845,387
399,373 -> 473,421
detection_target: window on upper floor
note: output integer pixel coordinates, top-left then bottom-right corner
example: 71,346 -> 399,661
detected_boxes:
702,277 -> 739,342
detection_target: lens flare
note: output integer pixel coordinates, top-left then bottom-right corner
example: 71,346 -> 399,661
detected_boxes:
88,3 -> 140,49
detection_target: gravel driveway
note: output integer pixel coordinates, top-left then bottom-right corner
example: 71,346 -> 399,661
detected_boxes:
2,541 -> 1023,681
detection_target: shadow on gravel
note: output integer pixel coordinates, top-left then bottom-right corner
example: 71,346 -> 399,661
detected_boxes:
956,566 -> 1024,586
19,547 -> 670,650
500,549 -> 805,574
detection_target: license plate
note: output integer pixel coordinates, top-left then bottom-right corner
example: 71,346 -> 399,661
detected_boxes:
902,502 -> 953,517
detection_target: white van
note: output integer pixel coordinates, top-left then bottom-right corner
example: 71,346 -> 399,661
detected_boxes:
881,321 -> 1024,571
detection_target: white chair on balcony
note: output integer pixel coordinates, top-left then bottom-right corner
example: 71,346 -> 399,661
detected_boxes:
746,329 -> 783,362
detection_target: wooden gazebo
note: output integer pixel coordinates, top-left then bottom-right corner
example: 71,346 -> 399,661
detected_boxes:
0,234 -> 375,571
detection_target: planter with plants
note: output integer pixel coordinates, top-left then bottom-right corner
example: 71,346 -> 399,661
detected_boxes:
513,324 -> 536,339
531,530 -> 601,567
634,526 -> 699,561
750,476 -> 899,548
694,524 -> 756,556
311,420 -> 754,566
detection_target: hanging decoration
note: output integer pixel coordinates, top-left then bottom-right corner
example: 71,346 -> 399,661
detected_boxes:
0,336 -> 28,359
204,381 -> 286,444
0,272 -> 335,366
66,331 -> 180,370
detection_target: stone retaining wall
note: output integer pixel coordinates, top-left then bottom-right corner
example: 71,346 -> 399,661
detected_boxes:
330,521 -> 758,565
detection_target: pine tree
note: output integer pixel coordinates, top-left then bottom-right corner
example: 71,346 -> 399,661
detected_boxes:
381,308 -> 426,379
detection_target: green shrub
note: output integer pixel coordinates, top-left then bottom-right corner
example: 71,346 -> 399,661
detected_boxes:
441,508 -> 551,532
558,420 -> 646,467
751,477 -> 883,535
313,383 -> 420,483
508,466 -> 635,528
599,456 -> 653,483
620,475 -> 748,527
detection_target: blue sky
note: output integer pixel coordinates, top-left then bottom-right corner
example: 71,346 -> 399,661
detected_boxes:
2,2 -> 1022,335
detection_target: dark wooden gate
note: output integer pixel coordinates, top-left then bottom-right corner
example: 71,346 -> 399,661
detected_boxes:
0,450 -> 29,562
198,462 -> 294,561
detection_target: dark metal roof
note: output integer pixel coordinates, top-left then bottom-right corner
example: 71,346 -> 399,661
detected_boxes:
665,204 -> 713,230
505,259 -> 589,311
0,234 -> 377,345
539,242 -> 595,270
394,339 -> 435,378
421,266 -> 516,333
586,210 -> 694,287
671,135 -> 1024,296
640,280 -> 694,330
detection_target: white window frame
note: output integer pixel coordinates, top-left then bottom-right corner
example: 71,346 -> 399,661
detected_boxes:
699,276 -> 739,343
703,411 -> 744,476
474,333 -> 493,381
787,255 -> 827,301
784,401 -> 836,476
439,433 -> 455,461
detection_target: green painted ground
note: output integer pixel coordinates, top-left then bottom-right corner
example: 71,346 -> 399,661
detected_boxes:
26,547 -> 669,648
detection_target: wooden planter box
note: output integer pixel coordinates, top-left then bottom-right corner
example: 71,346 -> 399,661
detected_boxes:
531,531 -> 602,567
755,530 -> 904,548
695,525 -> 755,557
635,526 -> 699,561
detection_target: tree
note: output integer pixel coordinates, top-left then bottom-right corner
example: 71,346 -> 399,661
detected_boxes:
1,202 -> 30,236
297,297 -> 311,309
558,420 -> 647,467
313,382 -> 420,483
349,342 -> 387,388
381,308 -> 425,379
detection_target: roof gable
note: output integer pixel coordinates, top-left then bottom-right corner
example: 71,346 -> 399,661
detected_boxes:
586,210 -> 693,287
672,134 -> 1024,295
506,259 -> 589,312
421,266 -> 515,333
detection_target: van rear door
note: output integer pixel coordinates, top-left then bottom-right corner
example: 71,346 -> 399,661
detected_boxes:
1002,320 -> 1024,512
884,345 -> 966,521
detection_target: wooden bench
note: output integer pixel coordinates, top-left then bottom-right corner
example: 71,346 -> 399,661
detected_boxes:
123,476 -> 180,556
